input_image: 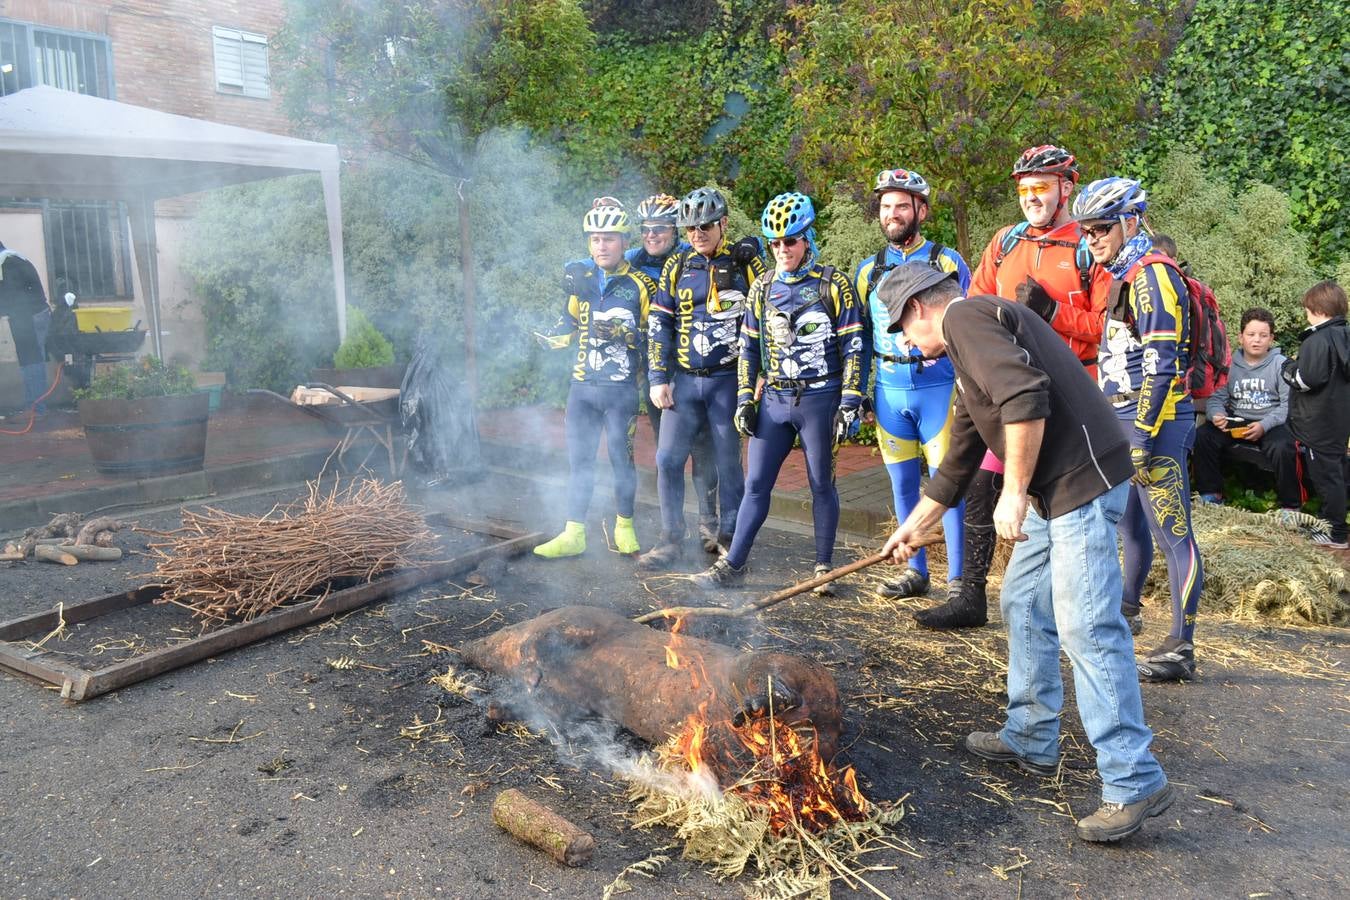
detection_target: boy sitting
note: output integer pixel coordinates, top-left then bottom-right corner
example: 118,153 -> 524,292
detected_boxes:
1193,307 -> 1301,510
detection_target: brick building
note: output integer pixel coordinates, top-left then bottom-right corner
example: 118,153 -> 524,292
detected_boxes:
0,0 -> 292,391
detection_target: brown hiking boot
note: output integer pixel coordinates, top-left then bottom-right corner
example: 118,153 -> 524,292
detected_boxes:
964,731 -> 1058,777
1076,783 -> 1175,842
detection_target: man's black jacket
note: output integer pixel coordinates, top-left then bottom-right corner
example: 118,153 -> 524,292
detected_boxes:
925,295 -> 1133,519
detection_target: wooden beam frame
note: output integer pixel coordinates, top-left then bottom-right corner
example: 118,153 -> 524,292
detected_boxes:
0,520 -> 542,702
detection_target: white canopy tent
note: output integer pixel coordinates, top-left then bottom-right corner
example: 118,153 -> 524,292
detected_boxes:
0,85 -> 348,356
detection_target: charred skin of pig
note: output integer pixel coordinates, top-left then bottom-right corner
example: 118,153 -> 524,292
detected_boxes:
461,605 -> 843,763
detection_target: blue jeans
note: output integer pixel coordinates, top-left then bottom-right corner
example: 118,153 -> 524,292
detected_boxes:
998,481 -> 1168,805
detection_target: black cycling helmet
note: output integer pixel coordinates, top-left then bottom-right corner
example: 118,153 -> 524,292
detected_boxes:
677,187 -> 729,229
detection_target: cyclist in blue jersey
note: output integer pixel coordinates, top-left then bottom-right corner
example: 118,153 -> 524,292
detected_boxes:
854,168 -> 971,606
640,187 -> 766,570
692,192 -> 865,590
534,200 -> 657,560
1075,177 -> 1204,682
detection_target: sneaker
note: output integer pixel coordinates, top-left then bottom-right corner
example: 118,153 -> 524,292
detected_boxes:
637,536 -> 684,571
1310,532 -> 1349,550
964,732 -> 1058,777
810,563 -> 836,597
690,557 -> 747,590
1075,782 -> 1175,842
877,567 -> 930,599
913,577 -> 988,630
1196,492 -> 1223,505
1122,603 -> 1143,637
1137,638 -> 1196,682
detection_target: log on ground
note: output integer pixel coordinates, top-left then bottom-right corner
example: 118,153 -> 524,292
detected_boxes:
491,789 -> 595,866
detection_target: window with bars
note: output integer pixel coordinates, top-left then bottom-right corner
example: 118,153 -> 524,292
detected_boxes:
212,26 -> 270,99
0,17 -> 128,298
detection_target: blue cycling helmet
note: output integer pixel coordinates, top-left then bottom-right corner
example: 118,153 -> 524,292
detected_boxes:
1072,177 -> 1147,223
761,192 -> 816,239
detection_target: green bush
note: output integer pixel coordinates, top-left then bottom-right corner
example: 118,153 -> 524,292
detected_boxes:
333,307 -> 394,369
74,356 -> 197,401
1144,151 -> 1319,346
816,183 -> 879,278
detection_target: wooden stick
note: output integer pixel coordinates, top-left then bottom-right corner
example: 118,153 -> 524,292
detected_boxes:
632,531 -> 944,625
35,545 -> 78,566
491,789 -> 596,867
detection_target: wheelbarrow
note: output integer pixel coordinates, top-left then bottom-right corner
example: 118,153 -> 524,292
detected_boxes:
250,383 -> 406,475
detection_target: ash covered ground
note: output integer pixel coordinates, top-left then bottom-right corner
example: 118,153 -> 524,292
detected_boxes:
1,471 -> 1347,898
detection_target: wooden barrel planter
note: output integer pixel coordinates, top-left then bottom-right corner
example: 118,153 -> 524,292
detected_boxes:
79,393 -> 210,477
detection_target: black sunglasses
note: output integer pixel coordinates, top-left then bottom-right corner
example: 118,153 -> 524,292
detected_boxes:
768,236 -> 802,249
1081,221 -> 1118,240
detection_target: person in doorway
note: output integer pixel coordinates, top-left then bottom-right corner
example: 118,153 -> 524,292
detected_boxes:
932,145 -> 1110,631
853,168 -> 970,611
533,200 -> 656,559
879,264 -> 1173,844
641,187 -> 765,570
1193,307 -> 1301,510
1074,176 -> 1204,681
1281,280 -> 1350,549
692,192 -> 864,590
0,240 -> 51,414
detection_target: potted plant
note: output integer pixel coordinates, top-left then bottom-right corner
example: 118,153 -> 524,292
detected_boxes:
75,356 -> 209,477
311,307 -> 403,390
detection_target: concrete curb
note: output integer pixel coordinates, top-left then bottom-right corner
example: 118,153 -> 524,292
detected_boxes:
479,437 -> 890,540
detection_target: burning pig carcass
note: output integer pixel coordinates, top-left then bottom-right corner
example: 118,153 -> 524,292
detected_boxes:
462,605 -> 845,766
464,606 -> 868,832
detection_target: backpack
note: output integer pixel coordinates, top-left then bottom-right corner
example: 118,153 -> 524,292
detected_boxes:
1123,253 -> 1231,400
993,221 -> 1094,298
863,241 -> 946,301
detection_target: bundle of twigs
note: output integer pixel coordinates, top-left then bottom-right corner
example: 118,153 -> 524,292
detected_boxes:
142,479 -> 438,624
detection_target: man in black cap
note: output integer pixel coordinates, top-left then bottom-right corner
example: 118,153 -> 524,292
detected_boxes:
878,265 -> 1173,843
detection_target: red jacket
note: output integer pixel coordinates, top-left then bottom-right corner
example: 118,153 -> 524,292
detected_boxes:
969,220 -> 1109,367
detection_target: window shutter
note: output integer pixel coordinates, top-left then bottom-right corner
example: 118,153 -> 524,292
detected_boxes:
213,27 -> 244,87
241,32 -> 269,98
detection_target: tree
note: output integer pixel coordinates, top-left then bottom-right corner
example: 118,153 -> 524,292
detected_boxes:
783,0 -> 1166,258
274,0 -> 596,394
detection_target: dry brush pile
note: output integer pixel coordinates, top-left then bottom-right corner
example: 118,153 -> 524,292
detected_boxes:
142,479 -> 439,624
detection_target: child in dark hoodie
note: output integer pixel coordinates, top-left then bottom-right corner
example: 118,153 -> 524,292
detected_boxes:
1282,281 -> 1350,548
1194,307 -> 1300,508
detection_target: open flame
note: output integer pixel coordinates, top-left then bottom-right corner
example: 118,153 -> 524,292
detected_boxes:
662,617 -> 868,834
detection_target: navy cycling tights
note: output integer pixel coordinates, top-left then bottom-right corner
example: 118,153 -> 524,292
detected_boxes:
726,388 -> 839,569
654,371 -> 744,539
1118,416 -> 1204,642
565,381 -> 637,522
